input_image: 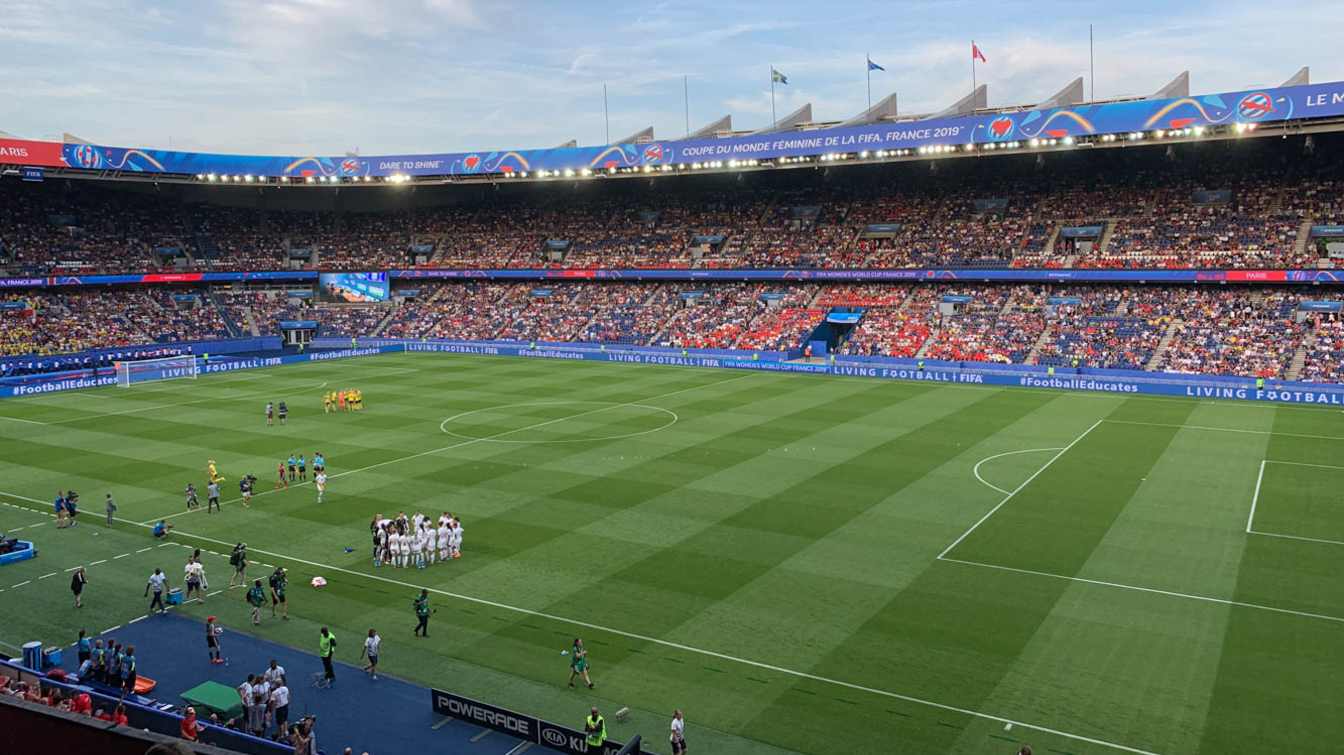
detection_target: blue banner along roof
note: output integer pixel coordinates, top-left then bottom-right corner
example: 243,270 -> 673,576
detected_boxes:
42,81 -> 1344,179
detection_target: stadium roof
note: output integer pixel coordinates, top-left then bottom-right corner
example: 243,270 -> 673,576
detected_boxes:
1282,66 -> 1310,86
611,127 -> 655,145
935,85 -> 988,117
749,103 -> 813,135
680,115 -> 733,140
839,93 -> 900,127
1149,71 -> 1190,100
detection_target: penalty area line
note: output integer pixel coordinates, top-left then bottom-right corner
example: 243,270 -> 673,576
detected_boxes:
971,448 -> 1064,496
940,419 -> 1103,560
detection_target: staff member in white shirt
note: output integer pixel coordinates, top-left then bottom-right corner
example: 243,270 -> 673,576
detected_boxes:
263,659 -> 286,688
270,680 -> 290,736
237,675 -> 255,728
145,568 -> 169,614
360,628 -> 382,680
670,709 -> 687,754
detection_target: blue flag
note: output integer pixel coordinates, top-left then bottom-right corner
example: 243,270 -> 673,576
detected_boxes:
867,58 -> 885,72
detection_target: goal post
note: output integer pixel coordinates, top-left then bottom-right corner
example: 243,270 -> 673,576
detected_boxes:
115,355 -> 200,387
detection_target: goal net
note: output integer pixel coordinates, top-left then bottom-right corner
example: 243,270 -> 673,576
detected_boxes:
115,355 -> 200,387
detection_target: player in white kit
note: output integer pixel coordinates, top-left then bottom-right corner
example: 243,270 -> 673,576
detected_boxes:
437,521 -> 451,563
425,523 -> 438,565
450,519 -> 463,559
412,525 -> 427,569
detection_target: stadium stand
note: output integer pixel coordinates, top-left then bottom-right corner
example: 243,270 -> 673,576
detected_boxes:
4,135 -> 1344,274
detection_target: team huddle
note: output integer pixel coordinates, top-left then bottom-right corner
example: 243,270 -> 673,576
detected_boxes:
370,512 -> 462,569
324,389 -> 363,413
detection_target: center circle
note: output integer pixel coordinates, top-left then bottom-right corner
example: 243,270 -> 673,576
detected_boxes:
439,400 -> 678,444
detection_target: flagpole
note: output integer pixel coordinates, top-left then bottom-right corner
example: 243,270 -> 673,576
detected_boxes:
1089,24 -> 1095,102
866,54 -> 872,112
770,65 -> 777,127
684,75 -> 690,137
603,83 -> 610,143
971,40 -> 977,99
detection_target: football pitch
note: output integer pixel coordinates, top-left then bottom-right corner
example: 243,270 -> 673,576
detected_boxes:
0,352 -> 1342,754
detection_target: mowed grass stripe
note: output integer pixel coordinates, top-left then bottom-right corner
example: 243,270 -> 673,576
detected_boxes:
947,399 -> 1196,576
1197,406 -> 1344,754
264,371 -> 810,532
304,375 -> 904,604
947,407 -> 1275,755
467,389 -> 1057,755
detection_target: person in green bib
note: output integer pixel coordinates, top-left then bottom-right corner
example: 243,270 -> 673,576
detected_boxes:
269,567 -> 289,620
413,589 -> 432,637
567,637 -> 594,689
585,706 -> 607,749
318,627 -> 337,687
246,579 -> 266,626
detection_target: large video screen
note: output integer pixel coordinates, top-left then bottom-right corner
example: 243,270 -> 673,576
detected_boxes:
319,272 -> 389,303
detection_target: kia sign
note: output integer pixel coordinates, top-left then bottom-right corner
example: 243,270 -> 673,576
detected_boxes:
431,689 -> 633,754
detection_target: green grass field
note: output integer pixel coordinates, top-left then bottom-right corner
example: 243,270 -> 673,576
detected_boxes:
1,352 -> 1342,754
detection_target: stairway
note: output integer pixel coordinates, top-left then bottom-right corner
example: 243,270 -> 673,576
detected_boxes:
914,328 -> 939,358
1285,330 -> 1317,381
243,308 -> 260,337
1145,319 -> 1183,371
1295,218 -> 1316,265
1024,326 -> 1055,365
1041,223 -> 1062,257
204,289 -> 243,338
1096,219 -> 1118,256
371,305 -> 398,337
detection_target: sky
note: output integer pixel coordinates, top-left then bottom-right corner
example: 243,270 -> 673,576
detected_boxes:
2,0 -> 1341,156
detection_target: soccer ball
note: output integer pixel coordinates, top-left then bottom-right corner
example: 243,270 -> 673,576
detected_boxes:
311,576 -> 327,588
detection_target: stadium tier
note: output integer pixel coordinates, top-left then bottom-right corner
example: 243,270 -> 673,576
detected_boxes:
3,133 -> 1344,275
2,281 -> 1341,382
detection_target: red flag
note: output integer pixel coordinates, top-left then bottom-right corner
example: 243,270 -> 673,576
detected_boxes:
972,42 -> 987,63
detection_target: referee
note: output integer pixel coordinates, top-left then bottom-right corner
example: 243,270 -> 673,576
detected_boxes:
318,627 -> 336,687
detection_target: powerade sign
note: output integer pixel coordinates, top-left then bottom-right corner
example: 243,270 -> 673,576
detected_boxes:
430,689 -> 631,755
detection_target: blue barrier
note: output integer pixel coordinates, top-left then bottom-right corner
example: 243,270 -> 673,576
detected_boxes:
4,338 -> 1344,406
0,658 -> 290,755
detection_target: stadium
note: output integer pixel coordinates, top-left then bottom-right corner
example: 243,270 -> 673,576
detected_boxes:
2,14 -> 1344,755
